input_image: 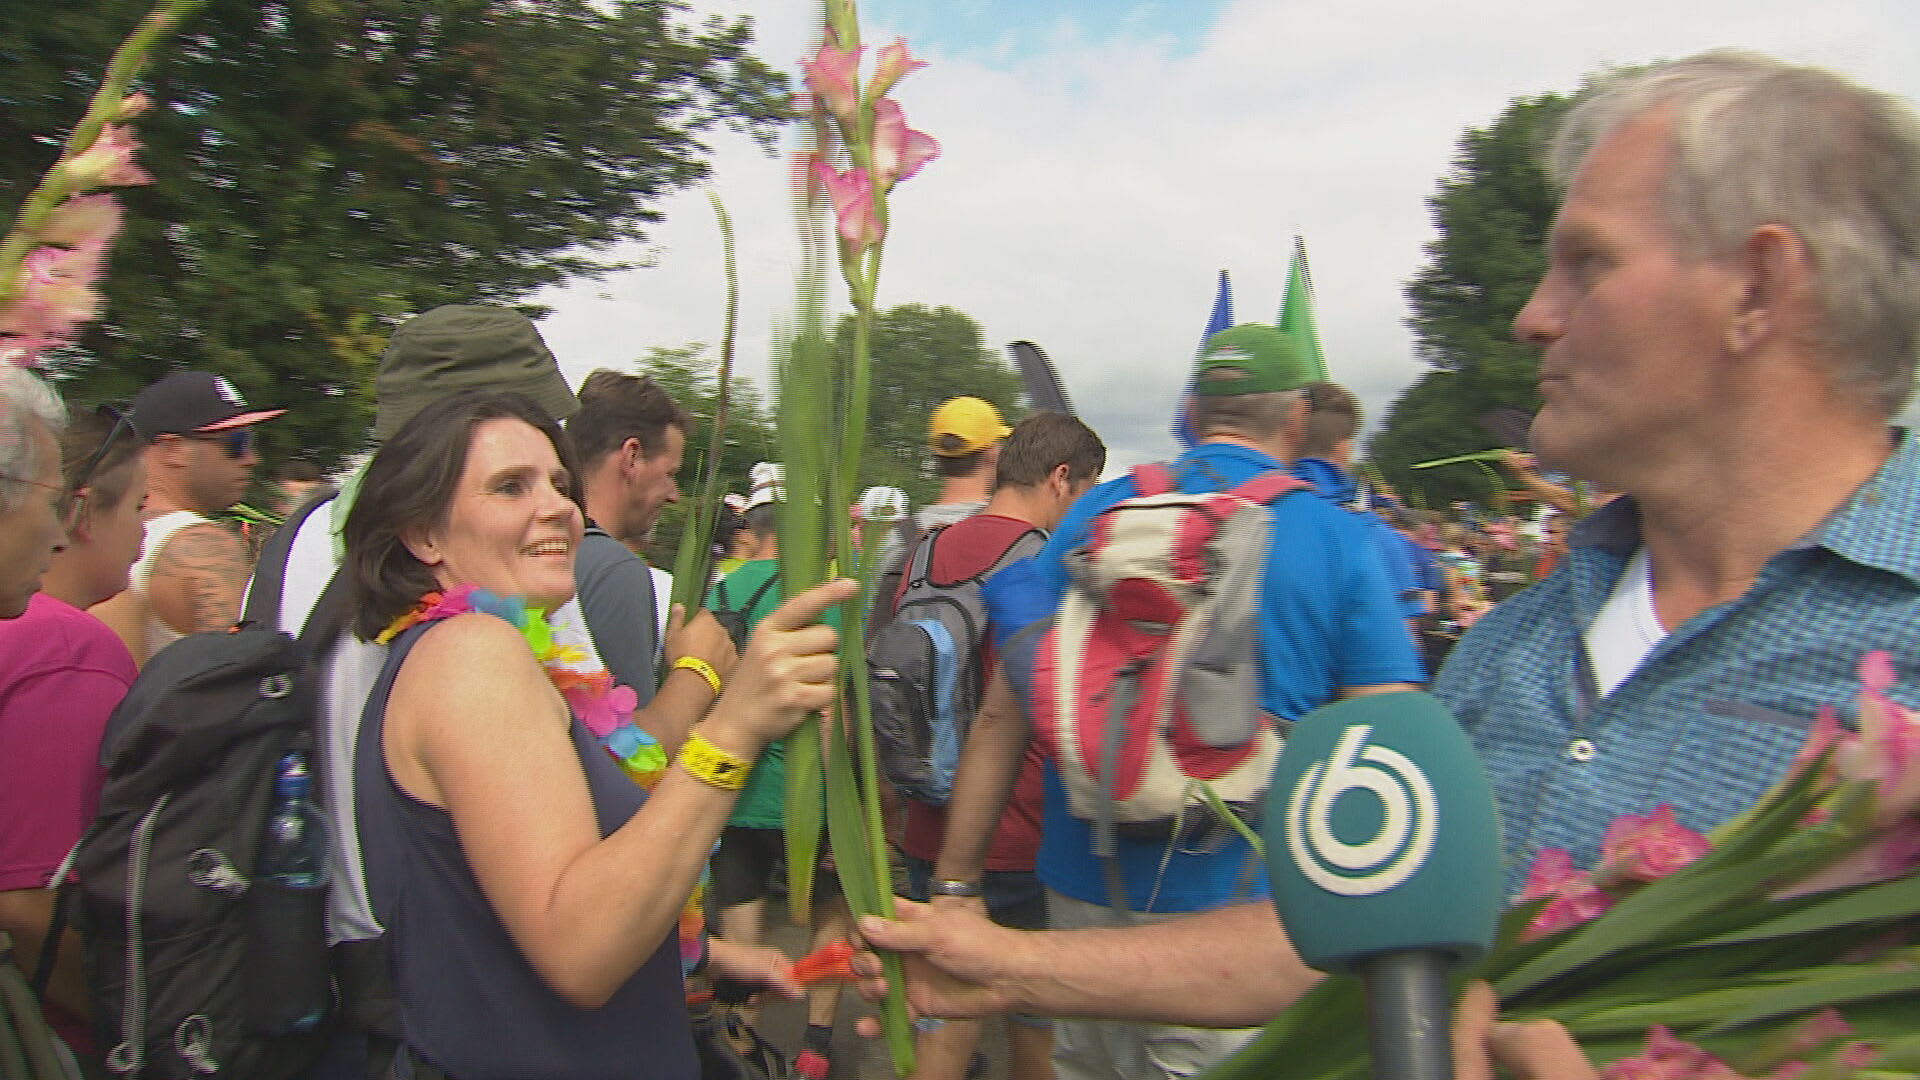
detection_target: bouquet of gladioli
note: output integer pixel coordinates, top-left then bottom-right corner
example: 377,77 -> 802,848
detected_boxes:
0,0 -> 204,367
1206,652 -> 1920,1080
773,1 -> 940,1074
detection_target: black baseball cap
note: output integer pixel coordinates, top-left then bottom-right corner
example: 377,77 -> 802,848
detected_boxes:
133,371 -> 286,436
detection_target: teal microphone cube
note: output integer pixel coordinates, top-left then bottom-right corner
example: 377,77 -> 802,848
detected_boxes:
1263,691 -> 1502,975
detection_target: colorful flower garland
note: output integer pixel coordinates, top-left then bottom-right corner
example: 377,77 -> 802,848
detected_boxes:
376,584 -> 668,787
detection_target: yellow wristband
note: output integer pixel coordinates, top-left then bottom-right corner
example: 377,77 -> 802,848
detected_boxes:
672,655 -> 723,696
679,732 -> 753,791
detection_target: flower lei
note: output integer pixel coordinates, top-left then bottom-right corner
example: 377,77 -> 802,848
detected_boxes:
376,584 -> 668,787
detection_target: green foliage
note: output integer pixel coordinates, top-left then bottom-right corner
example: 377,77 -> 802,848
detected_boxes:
839,302 -> 1026,505
632,342 -> 777,566
1373,93 -> 1568,507
1,0 -> 788,471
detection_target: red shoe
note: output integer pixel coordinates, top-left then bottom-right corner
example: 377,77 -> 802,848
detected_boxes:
794,1048 -> 831,1080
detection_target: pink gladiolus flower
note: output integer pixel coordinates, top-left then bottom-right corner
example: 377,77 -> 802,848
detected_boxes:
1518,847 -> 1580,901
800,41 -> 861,126
37,194 -> 123,250
870,38 -> 928,97
117,92 -> 152,120
1519,847 -> 1616,939
813,161 -> 883,249
1837,655 -> 1920,824
1600,804 -> 1711,883
1601,1027 -> 1748,1079
1793,706 -> 1844,774
2,244 -> 108,349
870,98 -> 940,188
61,124 -> 153,189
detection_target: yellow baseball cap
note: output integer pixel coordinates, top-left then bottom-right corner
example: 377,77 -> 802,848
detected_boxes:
928,396 -> 1011,457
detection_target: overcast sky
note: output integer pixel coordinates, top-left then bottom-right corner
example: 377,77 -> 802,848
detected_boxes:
531,0 -> 1920,475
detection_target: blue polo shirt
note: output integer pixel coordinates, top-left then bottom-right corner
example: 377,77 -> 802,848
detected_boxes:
985,441 -> 1425,912
1435,430 -> 1920,899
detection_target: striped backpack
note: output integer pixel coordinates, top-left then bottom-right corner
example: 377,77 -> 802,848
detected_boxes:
1027,463 -> 1306,867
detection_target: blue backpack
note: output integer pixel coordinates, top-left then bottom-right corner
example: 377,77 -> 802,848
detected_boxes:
869,524 -> 1046,804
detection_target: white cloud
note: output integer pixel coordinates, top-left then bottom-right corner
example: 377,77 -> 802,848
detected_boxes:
533,0 -> 1920,473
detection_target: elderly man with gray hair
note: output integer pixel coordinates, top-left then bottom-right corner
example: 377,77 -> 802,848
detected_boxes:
0,366 -> 68,619
854,52 -> 1920,1061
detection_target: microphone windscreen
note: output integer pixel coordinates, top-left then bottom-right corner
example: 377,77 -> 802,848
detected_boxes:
1263,691 -> 1502,975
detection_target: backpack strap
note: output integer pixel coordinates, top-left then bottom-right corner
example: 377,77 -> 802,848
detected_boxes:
740,570 -> 781,620
242,490 -> 337,629
1130,464 -> 1176,497
903,525 -> 943,590
1230,470 -> 1309,505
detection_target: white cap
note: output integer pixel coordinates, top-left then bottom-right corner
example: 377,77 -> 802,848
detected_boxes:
857,485 -> 909,524
745,462 -> 786,510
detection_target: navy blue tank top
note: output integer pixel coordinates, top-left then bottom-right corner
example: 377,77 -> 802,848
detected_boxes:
357,623 -> 697,1079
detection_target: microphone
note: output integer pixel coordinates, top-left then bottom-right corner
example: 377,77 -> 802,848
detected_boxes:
1264,691 -> 1502,1080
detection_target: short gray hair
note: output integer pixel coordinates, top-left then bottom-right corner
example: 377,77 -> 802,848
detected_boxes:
1552,49 -> 1920,416
1188,388 -> 1304,443
0,367 -> 68,512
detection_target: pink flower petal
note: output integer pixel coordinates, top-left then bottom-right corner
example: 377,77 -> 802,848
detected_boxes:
799,41 -> 861,126
1860,651 -> 1897,693
871,38 -> 928,97
870,98 -> 940,188
812,161 -> 882,249
1600,803 -> 1710,883
1518,847 -> 1578,901
37,194 -> 123,250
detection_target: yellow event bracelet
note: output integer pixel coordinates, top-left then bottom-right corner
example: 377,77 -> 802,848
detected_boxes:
672,655 -> 723,696
679,732 -> 752,791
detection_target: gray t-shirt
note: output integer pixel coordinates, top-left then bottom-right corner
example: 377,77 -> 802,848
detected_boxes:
574,526 -> 660,706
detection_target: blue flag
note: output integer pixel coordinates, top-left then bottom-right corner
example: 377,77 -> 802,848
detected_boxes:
1174,270 -> 1233,447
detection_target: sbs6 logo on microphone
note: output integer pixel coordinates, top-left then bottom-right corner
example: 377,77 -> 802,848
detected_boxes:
1282,724 -> 1438,896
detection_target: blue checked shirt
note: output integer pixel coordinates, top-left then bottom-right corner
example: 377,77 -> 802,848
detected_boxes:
1435,430 -> 1920,898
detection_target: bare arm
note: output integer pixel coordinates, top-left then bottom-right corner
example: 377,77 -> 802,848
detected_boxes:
387,580 -> 854,1008
634,606 -> 736,756
858,898 -> 1322,1028
933,670 -> 1029,886
0,888 -> 88,1024
1498,451 -> 1580,517
146,523 -> 252,635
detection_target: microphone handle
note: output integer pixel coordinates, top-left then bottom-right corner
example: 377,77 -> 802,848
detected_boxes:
1356,950 -> 1454,1080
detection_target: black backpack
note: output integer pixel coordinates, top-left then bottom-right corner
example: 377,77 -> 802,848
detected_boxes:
710,569 -> 781,652
869,525 -> 1046,804
72,494 -> 349,1078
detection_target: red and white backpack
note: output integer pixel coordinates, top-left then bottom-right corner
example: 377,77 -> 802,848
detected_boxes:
1027,463 -> 1307,860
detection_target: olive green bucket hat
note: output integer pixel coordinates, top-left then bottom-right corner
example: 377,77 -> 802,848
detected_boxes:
373,305 -> 578,440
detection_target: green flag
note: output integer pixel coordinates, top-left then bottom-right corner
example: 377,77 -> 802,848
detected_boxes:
1276,235 -> 1328,381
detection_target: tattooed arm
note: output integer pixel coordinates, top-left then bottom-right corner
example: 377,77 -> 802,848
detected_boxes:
146,522 -> 255,635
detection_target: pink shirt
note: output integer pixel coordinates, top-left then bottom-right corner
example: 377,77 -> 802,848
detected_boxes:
0,592 -> 135,892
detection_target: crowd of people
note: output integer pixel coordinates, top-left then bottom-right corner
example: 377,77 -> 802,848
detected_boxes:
2,45 -> 1919,1080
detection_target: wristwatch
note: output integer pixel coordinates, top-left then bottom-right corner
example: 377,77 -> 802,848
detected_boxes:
929,878 -> 982,898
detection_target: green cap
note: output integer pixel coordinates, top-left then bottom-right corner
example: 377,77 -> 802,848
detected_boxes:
1193,323 -> 1318,397
374,305 -> 578,441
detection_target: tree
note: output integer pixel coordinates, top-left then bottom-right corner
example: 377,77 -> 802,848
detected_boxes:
832,302 -> 1025,506
1,0 -> 788,470
1372,93 -> 1568,505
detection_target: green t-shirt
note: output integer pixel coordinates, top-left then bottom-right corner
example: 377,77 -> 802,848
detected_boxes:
705,560 -> 841,829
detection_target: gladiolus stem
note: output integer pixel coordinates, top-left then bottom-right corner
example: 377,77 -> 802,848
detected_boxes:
0,0 -> 205,302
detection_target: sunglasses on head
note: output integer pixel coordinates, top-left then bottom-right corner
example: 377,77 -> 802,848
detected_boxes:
70,403 -> 139,495
181,425 -> 255,459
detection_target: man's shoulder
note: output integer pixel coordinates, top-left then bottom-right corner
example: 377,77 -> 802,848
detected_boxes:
576,528 -> 643,578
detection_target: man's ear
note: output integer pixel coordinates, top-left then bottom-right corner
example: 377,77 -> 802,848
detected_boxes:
1049,462 -> 1072,497
1727,223 -> 1810,355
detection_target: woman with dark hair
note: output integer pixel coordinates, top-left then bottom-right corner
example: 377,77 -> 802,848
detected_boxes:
0,402 -> 147,1064
345,390 -> 853,1079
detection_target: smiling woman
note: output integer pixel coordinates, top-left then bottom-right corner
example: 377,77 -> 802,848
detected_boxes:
340,388 -> 858,1078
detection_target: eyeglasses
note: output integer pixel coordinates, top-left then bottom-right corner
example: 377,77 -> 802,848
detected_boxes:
180,425 -> 255,459
70,403 -> 138,495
